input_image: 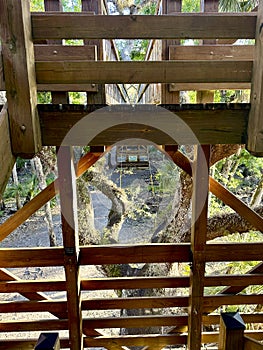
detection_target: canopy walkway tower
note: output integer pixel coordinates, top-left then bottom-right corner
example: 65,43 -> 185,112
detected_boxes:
0,0 -> 262,349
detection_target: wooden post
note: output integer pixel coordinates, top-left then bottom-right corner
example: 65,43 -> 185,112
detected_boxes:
161,0 -> 181,104
82,0 -> 106,104
218,312 -> 246,350
44,0 -> 69,105
0,0 -> 41,157
35,333 -> 60,350
57,146 -> 83,350
247,1 -> 263,156
187,145 -> 210,350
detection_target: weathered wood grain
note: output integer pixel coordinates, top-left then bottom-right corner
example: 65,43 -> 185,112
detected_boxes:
31,13 -> 257,40
0,0 -> 41,157
0,104 -> 15,198
39,103 -> 249,146
247,1 -> 263,155
35,60 -> 253,84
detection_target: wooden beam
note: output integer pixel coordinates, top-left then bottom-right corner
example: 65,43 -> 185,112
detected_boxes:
0,0 -> 41,157
0,152 -> 99,242
205,243 -> 263,261
31,13 -> 257,40
188,145 -> 210,350
247,1 -> 263,156
57,146 -> 83,350
244,336 -> 263,350
35,60 -> 252,84
0,53 -> 4,90
218,312 -> 245,350
0,104 -> 15,198
34,44 -> 97,61
169,82 -> 251,91
39,103 -> 249,146
169,45 -> 254,61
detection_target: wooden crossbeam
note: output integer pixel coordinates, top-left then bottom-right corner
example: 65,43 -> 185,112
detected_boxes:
31,13 -> 257,40
247,1 -> 263,156
0,104 -> 15,198
0,0 -> 41,157
35,60 -> 252,84
39,103 -> 249,146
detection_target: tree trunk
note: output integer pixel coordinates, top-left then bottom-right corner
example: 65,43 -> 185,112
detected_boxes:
12,163 -> 21,210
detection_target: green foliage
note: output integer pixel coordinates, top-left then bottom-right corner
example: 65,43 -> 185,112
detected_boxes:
4,174 -> 38,202
37,92 -> 52,104
182,0 -> 200,12
219,0 -> 258,12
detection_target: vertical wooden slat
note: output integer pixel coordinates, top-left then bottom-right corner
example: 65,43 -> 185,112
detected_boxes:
247,1 -> 263,156
161,0 -> 181,104
197,0 -> 218,103
218,312 -> 245,350
82,0 -> 106,104
0,0 -> 41,157
187,145 -> 210,350
44,0 -> 69,105
57,146 -> 82,350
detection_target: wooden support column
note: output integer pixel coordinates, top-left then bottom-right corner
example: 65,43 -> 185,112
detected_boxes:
161,0 -> 181,104
82,0 -> 106,104
247,1 -> 263,156
197,0 -> 218,104
0,0 -> 41,157
44,0 -> 69,105
218,312 -> 245,350
57,146 -> 83,350
0,104 -> 15,198
187,145 -> 210,350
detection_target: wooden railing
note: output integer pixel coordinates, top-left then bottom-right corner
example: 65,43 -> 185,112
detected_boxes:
0,243 -> 262,348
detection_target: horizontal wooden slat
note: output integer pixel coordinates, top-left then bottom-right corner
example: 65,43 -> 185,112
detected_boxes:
82,294 -> 262,311
0,247 -> 64,267
82,296 -> 189,310
0,319 -> 68,332
169,45 -> 254,61
31,13 -> 257,40
34,44 -> 97,61
35,60 -> 252,84
244,336 -> 263,350
0,300 -> 67,313
81,276 -> 190,290
84,333 -> 187,347
169,82 -> 251,91
205,274 -> 263,287
0,339 -> 69,350
206,243 -> 263,262
39,103 -> 249,146
80,244 -> 190,265
83,315 -> 188,329
0,280 -> 66,293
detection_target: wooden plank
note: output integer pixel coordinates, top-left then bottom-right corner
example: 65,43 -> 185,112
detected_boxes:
0,300 -> 67,313
0,339 -> 69,350
203,294 -> 263,309
0,0 -> 41,157
205,274 -> 263,287
0,152 -> 99,242
57,146 -> 82,350
31,13 -> 257,40
83,334 -> 187,347
0,104 -> 15,198
188,145 -> 210,350
206,243 -> 263,261
81,276 -> 190,290
244,336 -> 263,350
82,296 -> 189,310
35,60 -> 253,84
0,319 -> 68,332
39,103 -> 249,146
0,268 -> 67,319
219,313 -> 245,350
169,82 -> 251,91
83,315 -> 189,330
169,45 -> 254,61
0,279 -> 66,293
34,44 -> 97,61
80,244 -> 190,265
247,1 -> 263,156
0,247 -> 64,267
